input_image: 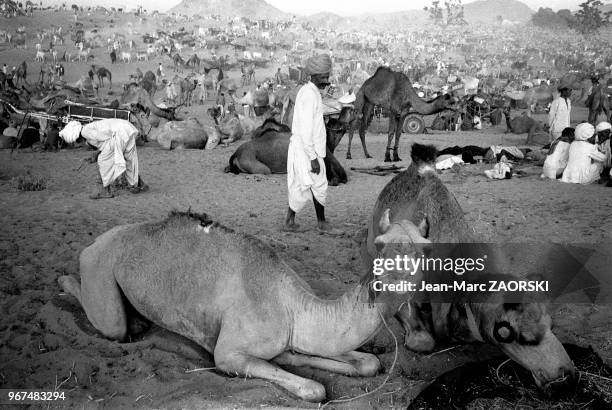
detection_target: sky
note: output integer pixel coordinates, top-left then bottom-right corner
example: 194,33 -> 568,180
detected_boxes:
44,0 -> 606,15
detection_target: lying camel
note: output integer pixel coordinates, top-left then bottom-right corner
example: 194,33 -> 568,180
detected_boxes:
148,118 -> 209,150
503,107 -> 549,145
224,118 -> 348,186
361,143 -> 576,394
121,84 -> 177,121
207,106 -> 258,145
58,210 -> 429,402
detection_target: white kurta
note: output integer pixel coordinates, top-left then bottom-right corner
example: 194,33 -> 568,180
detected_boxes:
560,141 -> 605,184
542,140 -> 571,179
548,97 -> 571,139
287,81 -> 327,212
81,119 -> 139,187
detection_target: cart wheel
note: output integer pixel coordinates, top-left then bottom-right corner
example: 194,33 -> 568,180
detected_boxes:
403,115 -> 425,134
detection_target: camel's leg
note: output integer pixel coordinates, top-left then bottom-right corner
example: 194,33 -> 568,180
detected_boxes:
242,160 -> 272,175
58,272 -> 127,341
359,104 -> 374,159
273,350 -> 380,377
346,128 -> 354,159
395,302 -> 435,352
384,115 -> 397,162
392,115 -> 404,162
214,348 -> 326,402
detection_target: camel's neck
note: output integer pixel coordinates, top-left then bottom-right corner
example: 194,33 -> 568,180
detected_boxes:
404,87 -> 445,115
288,284 -> 394,357
504,111 -> 512,130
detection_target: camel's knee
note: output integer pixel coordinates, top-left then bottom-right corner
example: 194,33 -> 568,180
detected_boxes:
58,275 -> 81,301
405,329 -> 435,352
351,353 -> 381,376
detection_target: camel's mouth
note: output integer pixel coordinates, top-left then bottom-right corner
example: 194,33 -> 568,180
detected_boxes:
410,344 -> 607,409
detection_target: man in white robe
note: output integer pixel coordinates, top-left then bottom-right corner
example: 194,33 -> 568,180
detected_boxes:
61,119 -> 148,199
284,53 -> 341,234
548,86 -> 572,141
561,123 -> 605,184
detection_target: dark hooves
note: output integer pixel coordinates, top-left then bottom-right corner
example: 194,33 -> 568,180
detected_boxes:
365,154 -> 373,159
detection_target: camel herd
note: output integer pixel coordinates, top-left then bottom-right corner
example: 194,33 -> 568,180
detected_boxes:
58,132 -> 576,402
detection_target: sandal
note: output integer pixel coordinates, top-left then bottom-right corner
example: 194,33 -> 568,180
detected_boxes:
89,191 -> 114,199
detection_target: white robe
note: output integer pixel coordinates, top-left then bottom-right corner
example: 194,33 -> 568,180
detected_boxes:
560,141 -> 605,184
542,140 -> 571,179
81,119 -> 139,187
548,97 -> 571,139
287,82 -> 327,212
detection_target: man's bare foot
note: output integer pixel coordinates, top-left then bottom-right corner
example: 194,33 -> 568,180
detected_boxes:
317,222 -> 344,236
89,187 -> 113,199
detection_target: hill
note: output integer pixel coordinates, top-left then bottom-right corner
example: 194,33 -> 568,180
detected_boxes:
463,0 -> 534,23
169,0 -> 287,20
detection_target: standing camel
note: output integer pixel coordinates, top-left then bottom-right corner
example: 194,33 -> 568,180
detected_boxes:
349,67 -> 457,162
185,54 -> 200,73
93,65 -> 112,88
586,82 -> 610,124
15,61 -> 28,86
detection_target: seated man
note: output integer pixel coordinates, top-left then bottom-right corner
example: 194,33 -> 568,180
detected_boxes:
60,119 -> 148,199
541,127 -> 574,180
595,121 -> 611,187
561,123 -> 606,184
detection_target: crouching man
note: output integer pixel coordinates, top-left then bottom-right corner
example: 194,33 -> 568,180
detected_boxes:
60,119 -> 148,199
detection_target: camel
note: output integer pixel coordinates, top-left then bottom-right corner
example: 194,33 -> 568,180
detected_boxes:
57,208 -> 431,402
121,84 -> 177,121
225,114 -> 351,186
15,61 -> 28,86
586,82 -> 610,124
139,70 -> 157,96
503,107 -> 549,146
147,118 -> 209,149
207,106 -> 257,144
92,65 -> 112,88
236,88 -> 279,116
172,53 -> 185,73
350,67 -> 457,162
361,143 -> 576,394
185,54 -> 200,73
166,75 -> 196,107
559,72 -> 592,104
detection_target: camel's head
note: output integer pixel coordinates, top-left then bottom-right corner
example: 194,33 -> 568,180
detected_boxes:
207,106 -> 222,120
366,209 -> 431,301
476,299 -> 576,395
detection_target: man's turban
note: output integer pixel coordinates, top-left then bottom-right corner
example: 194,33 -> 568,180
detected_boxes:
305,54 -> 332,75
574,123 -> 594,141
595,122 -> 611,132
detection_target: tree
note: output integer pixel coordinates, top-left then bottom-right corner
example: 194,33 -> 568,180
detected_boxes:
424,0 -> 467,26
531,7 -> 569,29
571,0 -> 611,34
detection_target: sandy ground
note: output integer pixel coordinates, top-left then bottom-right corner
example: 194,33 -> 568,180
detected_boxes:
1,10 -> 612,410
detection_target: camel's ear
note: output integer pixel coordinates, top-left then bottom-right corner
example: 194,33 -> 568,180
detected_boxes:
379,209 -> 391,234
418,217 -> 429,239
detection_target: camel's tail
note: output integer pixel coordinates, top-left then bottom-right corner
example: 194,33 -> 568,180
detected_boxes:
411,143 -> 437,174
224,151 -> 241,174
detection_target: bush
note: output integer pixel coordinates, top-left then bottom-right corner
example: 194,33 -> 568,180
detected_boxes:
10,173 -> 48,191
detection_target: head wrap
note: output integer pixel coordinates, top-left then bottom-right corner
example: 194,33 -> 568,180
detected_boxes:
59,121 -> 83,144
305,54 -> 332,75
595,122 -> 611,132
574,123 -> 594,141
558,85 -> 570,91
